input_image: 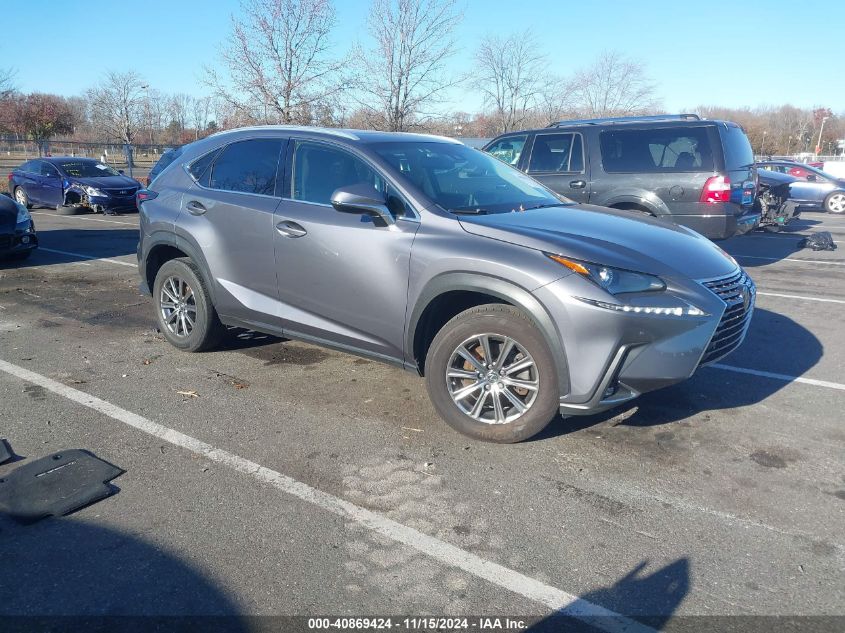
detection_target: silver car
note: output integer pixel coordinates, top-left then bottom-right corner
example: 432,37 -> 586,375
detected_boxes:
137,127 -> 755,443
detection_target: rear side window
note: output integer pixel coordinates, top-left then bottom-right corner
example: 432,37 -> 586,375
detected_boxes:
528,133 -> 584,173
600,127 -> 714,173
486,135 -> 528,166
208,139 -> 282,195
188,150 -> 219,186
718,125 -> 754,171
19,160 -> 37,173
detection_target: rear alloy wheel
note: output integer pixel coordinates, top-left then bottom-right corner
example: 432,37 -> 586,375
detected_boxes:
14,187 -> 31,209
825,192 -> 845,214
153,258 -> 224,352
425,304 -> 560,443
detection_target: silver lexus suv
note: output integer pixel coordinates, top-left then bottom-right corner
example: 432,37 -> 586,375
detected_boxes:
137,126 -> 755,443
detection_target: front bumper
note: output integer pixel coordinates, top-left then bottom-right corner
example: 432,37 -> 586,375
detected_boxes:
88,194 -> 138,213
0,221 -> 38,256
533,269 -> 755,416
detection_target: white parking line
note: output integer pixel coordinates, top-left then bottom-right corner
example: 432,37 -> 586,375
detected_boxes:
734,254 -> 845,266
39,247 -> 137,268
31,211 -> 138,226
0,358 -> 652,633
756,291 -> 845,304
712,364 -> 845,391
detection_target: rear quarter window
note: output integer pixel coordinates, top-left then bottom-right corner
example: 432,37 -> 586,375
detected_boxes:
599,127 -> 714,173
718,125 -> 754,170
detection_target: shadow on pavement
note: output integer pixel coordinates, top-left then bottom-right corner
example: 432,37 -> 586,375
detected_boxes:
0,513 -> 247,631
536,307 -> 821,438
527,558 -> 690,632
0,229 -> 140,270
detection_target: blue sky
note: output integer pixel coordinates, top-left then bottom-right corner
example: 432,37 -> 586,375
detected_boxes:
3,0 -> 843,113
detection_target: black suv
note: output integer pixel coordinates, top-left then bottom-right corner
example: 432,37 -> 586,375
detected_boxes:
483,114 -> 759,240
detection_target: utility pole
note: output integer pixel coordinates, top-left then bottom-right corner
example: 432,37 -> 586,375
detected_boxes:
815,116 -> 829,156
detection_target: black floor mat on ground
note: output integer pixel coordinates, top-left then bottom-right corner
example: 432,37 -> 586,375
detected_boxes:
0,439 -> 11,465
0,449 -> 123,524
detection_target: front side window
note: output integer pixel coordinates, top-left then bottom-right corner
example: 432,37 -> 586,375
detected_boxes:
485,135 -> 528,166
600,127 -> 714,173
208,139 -> 282,195
291,142 -> 384,206
39,162 -> 59,177
372,141 -> 565,214
528,133 -> 583,173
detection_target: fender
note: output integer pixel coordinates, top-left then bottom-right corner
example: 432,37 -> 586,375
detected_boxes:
140,231 -> 218,304
597,189 -> 672,217
407,272 -> 571,395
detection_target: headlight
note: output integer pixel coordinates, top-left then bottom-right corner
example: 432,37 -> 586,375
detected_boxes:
83,185 -> 105,197
548,255 -> 665,295
15,201 -> 31,225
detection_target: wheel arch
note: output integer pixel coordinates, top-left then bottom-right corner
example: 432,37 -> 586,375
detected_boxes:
407,273 -> 570,395
142,233 -> 217,304
602,191 -> 671,217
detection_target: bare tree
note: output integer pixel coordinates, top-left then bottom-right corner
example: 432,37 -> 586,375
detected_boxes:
0,66 -> 15,99
191,96 -> 213,139
566,51 -> 659,118
87,70 -> 146,145
206,0 -> 346,124
473,31 -> 549,133
169,93 -> 193,133
356,0 -> 462,132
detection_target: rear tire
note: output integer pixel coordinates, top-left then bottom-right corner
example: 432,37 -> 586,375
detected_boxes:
424,304 -> 560,443
824,192 -> 845,214
152,258 -> 224,352
14,187 -> 32,209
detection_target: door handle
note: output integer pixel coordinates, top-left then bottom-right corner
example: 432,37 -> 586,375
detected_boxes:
569,180 -> 586,189
276,220 -> 307,238
186,200 -> 207,215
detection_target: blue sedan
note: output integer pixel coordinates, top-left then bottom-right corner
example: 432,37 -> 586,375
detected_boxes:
9,157 -> 141,215
756,161 -> 845,214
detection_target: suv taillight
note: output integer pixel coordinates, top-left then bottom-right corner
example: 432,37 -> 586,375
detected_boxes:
700,175 -> 731,204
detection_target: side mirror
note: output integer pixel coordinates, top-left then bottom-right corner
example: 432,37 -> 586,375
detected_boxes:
118,169 -> 125,175
331,183 -> 395,226
806,175 -> 816,182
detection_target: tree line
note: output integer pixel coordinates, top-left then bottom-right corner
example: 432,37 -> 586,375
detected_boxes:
1,0 -> 841,156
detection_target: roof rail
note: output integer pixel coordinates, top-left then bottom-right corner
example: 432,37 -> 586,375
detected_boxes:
547,114 -> 701,128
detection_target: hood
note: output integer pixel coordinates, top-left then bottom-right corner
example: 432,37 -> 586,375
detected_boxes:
758,170 -> 798,186
67,175 -> 140,189
458,205 -> 738,281
0,195 -> 18,230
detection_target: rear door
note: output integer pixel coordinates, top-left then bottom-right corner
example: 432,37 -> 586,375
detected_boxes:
717,123 -> 756,208
524,131 -> 589,203
17,161 -> 43,202
181,137 -> 286,328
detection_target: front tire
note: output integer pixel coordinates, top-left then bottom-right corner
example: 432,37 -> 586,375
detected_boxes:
152,258 -> 224,352
824,192 -> 845,214
424,304 -> 560,443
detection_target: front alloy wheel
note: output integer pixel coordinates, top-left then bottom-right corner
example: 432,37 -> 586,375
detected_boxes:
425,304 -> 561,443
446,334 -> 539,424
826,192 -> 845,214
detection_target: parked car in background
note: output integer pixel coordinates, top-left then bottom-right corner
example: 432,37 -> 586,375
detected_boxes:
137,125 -> 755,443
757,161 -> 845,213
10,157 -> 141,216
483,114 -> 759,240
145,147 -> 181,186
0,193 -> 38,261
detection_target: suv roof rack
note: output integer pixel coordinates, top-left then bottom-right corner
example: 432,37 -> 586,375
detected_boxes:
547,114 -> 701,128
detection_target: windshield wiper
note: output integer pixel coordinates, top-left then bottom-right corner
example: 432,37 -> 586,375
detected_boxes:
450,208 -> 487,215
520,203 -> 569,211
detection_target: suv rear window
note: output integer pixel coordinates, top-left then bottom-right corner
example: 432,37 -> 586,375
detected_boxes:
600,127 -> 714,173
718,124 -> 754,171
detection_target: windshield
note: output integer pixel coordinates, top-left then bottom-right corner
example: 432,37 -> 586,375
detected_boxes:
371,141 -> 567,214
57,161 -> 121,178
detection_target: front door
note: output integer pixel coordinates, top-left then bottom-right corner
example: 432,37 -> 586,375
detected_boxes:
524,132 -> 590,204
273,140 -> 418,361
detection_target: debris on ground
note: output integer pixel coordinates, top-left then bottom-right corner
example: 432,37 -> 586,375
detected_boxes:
176,390 -> 199,398
799,231 -> 837,251
0,449 -> 123,524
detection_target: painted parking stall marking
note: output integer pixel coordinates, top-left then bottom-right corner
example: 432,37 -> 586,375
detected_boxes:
712,363 -> 845,392
756,291 -> 845,305
38,247 -> 137,268
0,357 -> 654,633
